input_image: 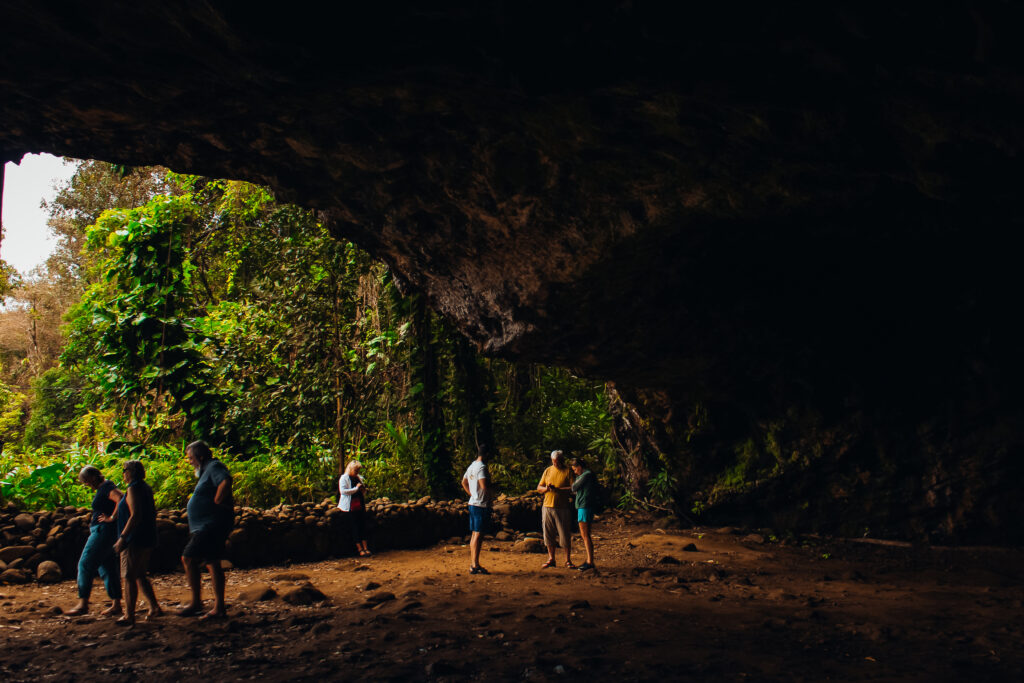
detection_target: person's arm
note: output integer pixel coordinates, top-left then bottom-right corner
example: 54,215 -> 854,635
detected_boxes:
97,487 -> 123,523
114,487 -> 138,553
339,475 -> 360,496
536,470 -> 550,494
214,476 -> 233,509
572,471 -> 594,493
461,477 -> 472,496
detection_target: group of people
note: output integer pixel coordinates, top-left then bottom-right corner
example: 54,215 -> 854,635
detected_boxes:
73,442 -> 595,620
462,448 -> 598,575
70,440 -> 234,624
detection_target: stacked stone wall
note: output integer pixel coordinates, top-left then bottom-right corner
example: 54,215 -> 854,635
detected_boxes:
0,495 -> 542,584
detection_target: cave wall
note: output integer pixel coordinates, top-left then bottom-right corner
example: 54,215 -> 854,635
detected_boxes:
3,2 -> 1024,541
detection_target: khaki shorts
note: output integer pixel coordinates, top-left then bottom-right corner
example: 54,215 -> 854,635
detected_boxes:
542,506 -> 574,548
120,546 -> 152,581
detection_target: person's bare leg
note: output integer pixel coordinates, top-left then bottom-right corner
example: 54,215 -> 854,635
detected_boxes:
101,599 -> 122,616
139,577 -> 162,619
118,575 -> 138,625
469,531 -> 483,568
580,521 -> 595,565
178,556 -> 203,615
544,542 -> 557,566
199,562 -> 227,619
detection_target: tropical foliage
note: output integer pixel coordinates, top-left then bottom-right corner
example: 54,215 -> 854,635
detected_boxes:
1,162 -> 614,509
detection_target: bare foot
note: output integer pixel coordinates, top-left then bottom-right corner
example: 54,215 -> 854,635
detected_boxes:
101,604 -> 122,616
176,604 -> 204,617
198,609 -> 227,621
145,608 -> 164,621
65,605 -> 88,616
115,616 -> 135,627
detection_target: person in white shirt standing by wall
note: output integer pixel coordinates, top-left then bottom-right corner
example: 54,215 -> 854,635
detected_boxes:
461,447 -> 491,575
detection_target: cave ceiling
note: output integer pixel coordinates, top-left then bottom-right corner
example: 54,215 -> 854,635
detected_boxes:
3,2 -> 1023,406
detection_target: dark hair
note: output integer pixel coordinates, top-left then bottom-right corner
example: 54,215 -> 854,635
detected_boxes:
123,459 -> 146,481
570,457 -> 587,470
186,440 -> 212,462
78,465 -> 102,484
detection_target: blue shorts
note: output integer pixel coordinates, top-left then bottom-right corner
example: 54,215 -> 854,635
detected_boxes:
468,505 -> 491,533
577,508 -> 594,523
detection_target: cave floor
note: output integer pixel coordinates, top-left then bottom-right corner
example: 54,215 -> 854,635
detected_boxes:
1,513 -> 1022,682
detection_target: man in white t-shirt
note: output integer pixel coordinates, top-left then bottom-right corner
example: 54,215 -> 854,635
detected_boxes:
461,448 -> 491,575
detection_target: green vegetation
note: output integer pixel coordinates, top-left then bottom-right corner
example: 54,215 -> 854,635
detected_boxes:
1,162 -> 613,509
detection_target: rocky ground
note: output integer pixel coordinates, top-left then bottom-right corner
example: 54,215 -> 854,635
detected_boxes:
1,512 -> 1022,681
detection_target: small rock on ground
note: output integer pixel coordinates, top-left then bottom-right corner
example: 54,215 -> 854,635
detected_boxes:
281,583 -> 327,605
239,584 -> 278,602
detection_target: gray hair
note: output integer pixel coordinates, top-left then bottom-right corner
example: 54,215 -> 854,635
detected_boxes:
186,440 -> 212,462
123,459 -> 146,481
550,450 -> 565,465
78,465 -> 102,484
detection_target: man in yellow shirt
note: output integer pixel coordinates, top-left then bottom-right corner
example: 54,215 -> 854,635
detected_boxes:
537,449 -> 575,568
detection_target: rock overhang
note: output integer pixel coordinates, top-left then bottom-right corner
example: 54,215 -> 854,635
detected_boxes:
2,2 -> 1023,405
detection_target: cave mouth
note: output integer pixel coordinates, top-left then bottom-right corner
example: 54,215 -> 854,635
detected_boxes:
2,3 -> 1024,543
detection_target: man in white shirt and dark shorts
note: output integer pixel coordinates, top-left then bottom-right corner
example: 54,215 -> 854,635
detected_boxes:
461,448 -> 491,575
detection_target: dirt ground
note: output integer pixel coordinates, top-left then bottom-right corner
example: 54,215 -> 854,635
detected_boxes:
1,512 -> 1022,682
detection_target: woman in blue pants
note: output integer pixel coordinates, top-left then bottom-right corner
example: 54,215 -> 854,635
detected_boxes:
66,466 -> 123,616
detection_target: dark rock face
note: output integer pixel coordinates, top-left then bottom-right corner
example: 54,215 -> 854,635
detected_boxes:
3,3 -> 1024,540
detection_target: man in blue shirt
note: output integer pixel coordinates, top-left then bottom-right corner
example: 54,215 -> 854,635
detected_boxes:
178,440 -> 233,619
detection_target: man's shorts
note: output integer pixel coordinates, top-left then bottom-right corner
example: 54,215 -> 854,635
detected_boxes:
468,504 -> 491,533
120,546 -> 152,581
577,508 -> 594,523
542,506 -> 574,548
182,526 -> 229,562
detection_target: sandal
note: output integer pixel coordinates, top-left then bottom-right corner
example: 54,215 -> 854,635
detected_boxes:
541,559 -> 556,569
565,562 -> 577,569
578,562 -> 595,571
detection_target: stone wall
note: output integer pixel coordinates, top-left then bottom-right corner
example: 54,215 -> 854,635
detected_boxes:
0,495 -> 542,585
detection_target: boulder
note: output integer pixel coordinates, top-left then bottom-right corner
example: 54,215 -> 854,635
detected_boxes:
0,545 -> 34,564
0,568 -> 29,584
36,561 -> 61,583
513,538 -> 546,554
13,513 -> 35,531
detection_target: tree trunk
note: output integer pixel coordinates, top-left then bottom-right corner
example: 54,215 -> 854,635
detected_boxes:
412,295 -> 454,498
453,335 -> 496,459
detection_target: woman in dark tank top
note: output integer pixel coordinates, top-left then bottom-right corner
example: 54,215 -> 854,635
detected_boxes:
112,459 -> 162,625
